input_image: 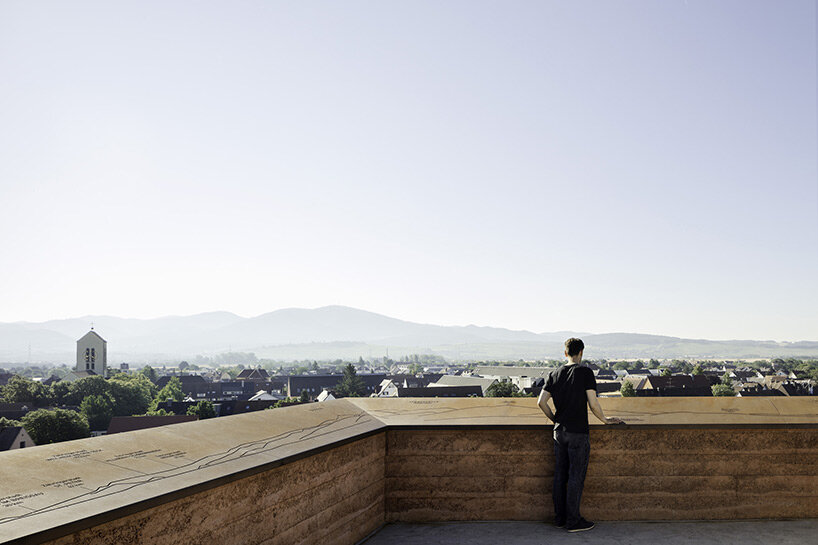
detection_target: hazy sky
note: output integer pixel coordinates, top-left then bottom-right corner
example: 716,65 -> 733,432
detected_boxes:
1,1 -> 816,341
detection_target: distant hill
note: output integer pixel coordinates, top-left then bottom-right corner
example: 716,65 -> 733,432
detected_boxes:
0,306 -> 816,364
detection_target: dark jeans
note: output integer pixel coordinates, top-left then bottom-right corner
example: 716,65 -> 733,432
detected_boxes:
552,428 -> 590,526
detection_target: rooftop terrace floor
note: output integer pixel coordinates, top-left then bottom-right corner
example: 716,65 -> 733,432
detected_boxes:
362,520 -> 818,545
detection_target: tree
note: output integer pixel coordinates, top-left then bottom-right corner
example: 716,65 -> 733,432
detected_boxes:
0,416 -> 22,429
108,375 -> 154,416
712,373 -> 736,396
219,367 -> 240,380
692,364 -> 703,375
186,400 -> 216,419
52,381 -> 71,405
66,376 -> 110,406
21,408 -> 90,444
672,359 -> 692,374
1,376 -> 53,407
299,390 -> 310,403
150,376 -> 184,411
660,368 -> 672,377
80,394 -> 115,431
620,381 -> 636,397
138,365 -> 158,384
486,381 -> 519,397
49,367 -> 69,380
335,364 -> 366,397
711,384 -> 736,397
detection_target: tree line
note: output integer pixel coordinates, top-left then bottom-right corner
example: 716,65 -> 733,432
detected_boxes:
0,368 -> 215,445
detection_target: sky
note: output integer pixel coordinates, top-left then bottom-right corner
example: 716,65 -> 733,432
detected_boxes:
0,0 -> 816,341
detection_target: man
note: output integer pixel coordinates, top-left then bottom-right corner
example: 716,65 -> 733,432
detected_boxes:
537,337 -> 623,533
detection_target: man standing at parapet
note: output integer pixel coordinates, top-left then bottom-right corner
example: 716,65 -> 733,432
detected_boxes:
537,337 -> 623,533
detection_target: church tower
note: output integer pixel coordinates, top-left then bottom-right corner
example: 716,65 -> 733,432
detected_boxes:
76,329 -> 107,378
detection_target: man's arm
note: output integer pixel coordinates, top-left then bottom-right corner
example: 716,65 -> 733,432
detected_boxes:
537,389 -> 556,423
586,390 -> 623,424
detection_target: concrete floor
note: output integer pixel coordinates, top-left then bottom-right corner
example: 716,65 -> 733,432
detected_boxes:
360,520 -> 818,545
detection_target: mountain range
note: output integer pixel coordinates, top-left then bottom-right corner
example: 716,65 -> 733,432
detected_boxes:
1,306 -> 817,364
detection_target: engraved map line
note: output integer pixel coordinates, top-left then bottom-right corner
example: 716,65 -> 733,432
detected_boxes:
0,412 -> 372,526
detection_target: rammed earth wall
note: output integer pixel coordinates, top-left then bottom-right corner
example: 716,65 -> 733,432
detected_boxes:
41,427 -> 818,545
5,398 -> 817,545
39,433 -> 386,545
385,427 -> 818,522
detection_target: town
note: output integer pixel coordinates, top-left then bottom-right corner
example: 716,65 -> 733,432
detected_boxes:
1,328 -> 815,450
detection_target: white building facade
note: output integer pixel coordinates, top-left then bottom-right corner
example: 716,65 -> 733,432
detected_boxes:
76,330 -> 107,377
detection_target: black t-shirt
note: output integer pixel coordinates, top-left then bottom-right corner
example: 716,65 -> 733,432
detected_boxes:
544,364 -> 597,434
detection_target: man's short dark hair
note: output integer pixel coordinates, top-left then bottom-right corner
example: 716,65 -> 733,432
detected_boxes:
565,338 -> 585,357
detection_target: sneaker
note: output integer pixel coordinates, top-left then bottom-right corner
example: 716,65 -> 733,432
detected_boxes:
554,519 -> 566,529
566,518 -> 595,533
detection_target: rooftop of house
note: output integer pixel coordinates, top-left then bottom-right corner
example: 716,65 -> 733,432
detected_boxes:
67,370 -> 97,378
156,374 -> 208,388
432,375 -> 498,393
473,366 -> 554,378
0,427 -> 29,450
106,415 -> 199,435
644,375 -> 713,389
236,368 -> 270,380
396,385 -> 483,397
382,373 -> 444,388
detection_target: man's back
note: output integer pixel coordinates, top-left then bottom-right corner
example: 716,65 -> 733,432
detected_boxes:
545,364 -> 597,434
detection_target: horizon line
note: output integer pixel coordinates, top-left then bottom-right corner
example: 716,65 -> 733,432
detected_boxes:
0,305 -> 816,345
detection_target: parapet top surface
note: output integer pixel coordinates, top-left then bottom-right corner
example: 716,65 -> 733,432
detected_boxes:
347,396 -> 818,426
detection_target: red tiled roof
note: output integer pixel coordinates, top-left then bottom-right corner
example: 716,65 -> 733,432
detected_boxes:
106,415 -> 198,435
